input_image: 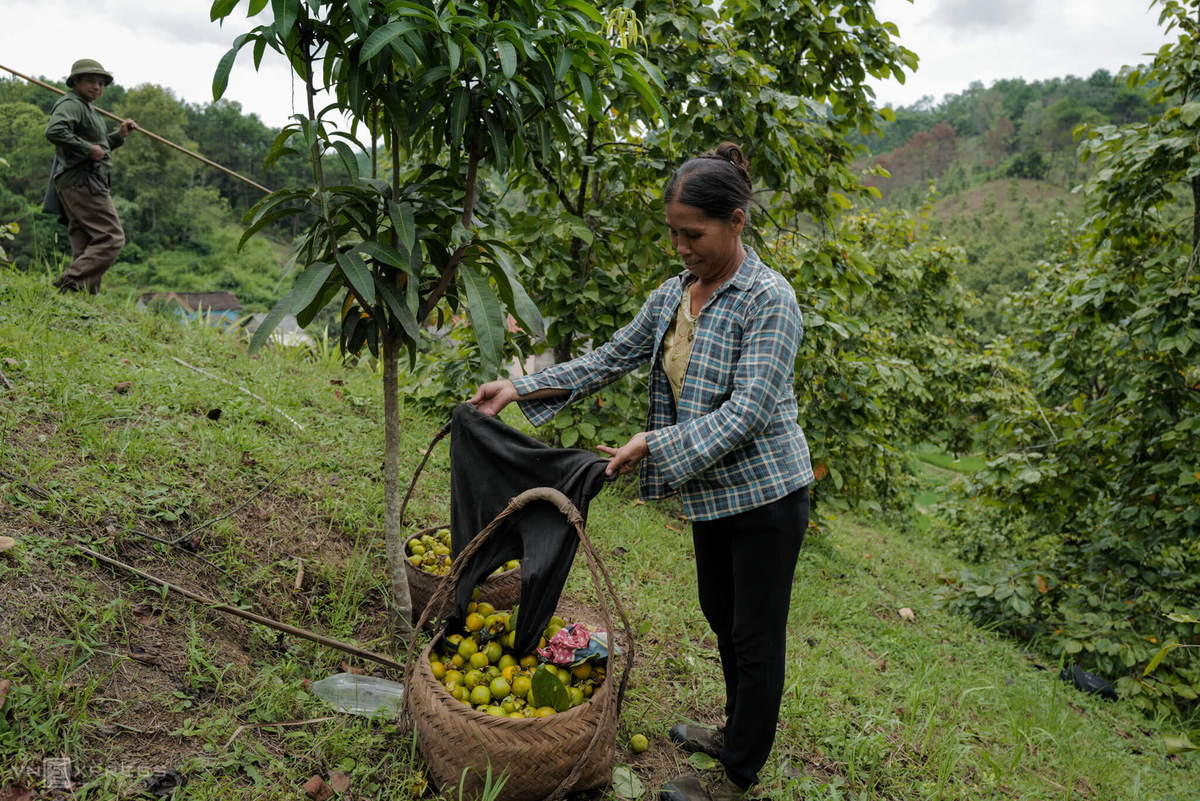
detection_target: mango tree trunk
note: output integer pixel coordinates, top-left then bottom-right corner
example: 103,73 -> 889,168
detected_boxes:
383,330 -> 414,638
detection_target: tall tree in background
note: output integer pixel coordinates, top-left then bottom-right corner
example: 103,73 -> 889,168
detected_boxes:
498,0 -> 916,446
112,85 -> 202,240
211,0 -> 664,635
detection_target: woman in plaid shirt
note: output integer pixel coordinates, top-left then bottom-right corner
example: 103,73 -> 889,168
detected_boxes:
471,142 -> 812,801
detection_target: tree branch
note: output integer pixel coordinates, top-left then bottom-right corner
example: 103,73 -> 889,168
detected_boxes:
419,141 -> 481,320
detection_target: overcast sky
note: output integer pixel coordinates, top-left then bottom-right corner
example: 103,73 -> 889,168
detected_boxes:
0,0 -> 1175,129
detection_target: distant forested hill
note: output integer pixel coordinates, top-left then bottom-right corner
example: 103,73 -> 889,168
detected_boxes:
856,70 -> 1162,333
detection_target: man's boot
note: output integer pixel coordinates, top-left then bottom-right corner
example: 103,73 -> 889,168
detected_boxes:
668,723 -> 725,758
659,766 -> 747,801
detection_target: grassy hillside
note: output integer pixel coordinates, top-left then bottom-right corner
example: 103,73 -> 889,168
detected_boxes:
908,178 -> 1084,335
0,267 -> 1195,799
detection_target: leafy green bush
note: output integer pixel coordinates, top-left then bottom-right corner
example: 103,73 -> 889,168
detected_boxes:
932,2 -> 1200,716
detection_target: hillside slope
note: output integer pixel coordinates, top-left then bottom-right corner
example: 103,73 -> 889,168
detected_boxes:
0,268 -> 1194,799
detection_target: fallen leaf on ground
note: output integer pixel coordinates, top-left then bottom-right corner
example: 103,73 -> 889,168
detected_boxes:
328,771 -> 351,793
3,358 -> 18,366
0,679 -> 11,710
304,776 -> 334,801
0,536 -> 16,552
0,785 -> 34,801
898,607 -> 916,621
340,661 -> 367,675
128,652 -> 162,666
114,381 -> 132,394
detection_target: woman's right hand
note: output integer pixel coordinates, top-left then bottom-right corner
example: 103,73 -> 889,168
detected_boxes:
469,379 -> 519,416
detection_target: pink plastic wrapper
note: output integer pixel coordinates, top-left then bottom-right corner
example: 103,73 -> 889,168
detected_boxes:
537,622 -> 592,665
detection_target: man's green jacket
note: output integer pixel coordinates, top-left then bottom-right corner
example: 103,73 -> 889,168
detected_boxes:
44,92 -> 124,191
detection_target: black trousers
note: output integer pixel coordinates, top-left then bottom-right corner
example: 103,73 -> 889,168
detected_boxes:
692,485 -> 809,789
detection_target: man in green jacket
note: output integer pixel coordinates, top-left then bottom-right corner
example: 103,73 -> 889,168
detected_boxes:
44,58 -> 137,294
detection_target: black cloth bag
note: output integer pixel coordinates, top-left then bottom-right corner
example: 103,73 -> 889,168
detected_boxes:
449,402 -> 610,655
42,157 -> 68,226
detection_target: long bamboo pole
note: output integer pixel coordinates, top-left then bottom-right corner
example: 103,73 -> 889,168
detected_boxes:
77,545 -> 405,672
0,62 -> 271,195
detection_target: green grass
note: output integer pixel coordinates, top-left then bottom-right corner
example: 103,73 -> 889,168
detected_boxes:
0,266 -> 1195,799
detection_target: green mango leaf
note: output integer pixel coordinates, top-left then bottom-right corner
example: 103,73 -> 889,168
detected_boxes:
687,752 -> 717,771
458,265 -> 506,372
290,261 -> 335,315
249,291 -> 295,355
358,241 -> 413,275
378,281 -> 419,341
530,665 -> 570,712
559,0 -> 604,24
1164,731 -> 1199,754
611,765 -> 643,799
337,251 -> 376,307
361,20 -> 418,60
212,34 -> 253,100
296,283 -> 341,328
329,140 -> 360,181
497,40 -> 517,80
554,47 -> 575,82
479,245 -> 543,337
210,0 -> 240,21
388,201 -> 417,255
449,86 -> 469,150
272,0 -> 299,41
1143,643 -> 1183,676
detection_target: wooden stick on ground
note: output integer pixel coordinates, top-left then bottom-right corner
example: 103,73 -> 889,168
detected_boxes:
0,369 -> 12,392
170,356 -> 305,431
76,545 -> 404,671
223,716 -> 338,751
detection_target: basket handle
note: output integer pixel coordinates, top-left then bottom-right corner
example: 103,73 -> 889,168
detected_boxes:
398,419 -> 451,530
400,485 -> 636,801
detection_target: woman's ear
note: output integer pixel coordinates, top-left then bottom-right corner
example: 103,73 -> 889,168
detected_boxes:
729,208 -> 746,236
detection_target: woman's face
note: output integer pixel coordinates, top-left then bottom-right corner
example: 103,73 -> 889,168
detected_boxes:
665,202 -> 745,283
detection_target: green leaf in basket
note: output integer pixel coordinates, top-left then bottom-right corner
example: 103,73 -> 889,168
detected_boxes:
611,764 -> 644,799
530,664 -> 571,712
688,752 -> 718,771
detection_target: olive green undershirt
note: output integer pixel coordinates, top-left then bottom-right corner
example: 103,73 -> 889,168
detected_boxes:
663,283 -> 698,403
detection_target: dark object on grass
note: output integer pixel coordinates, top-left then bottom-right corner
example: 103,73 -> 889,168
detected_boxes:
138,768 -> 184,798
1059,663 -> 1118,701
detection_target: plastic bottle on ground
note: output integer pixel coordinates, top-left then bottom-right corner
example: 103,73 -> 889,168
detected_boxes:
311,672 -> 405,716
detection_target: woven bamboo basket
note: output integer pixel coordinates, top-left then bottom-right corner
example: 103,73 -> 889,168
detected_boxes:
404,524 -> 522,625
402,486 -> 634,801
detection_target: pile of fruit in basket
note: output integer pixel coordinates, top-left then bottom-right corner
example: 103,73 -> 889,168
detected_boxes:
428,605 -> 606,717
407,528 -> 520,578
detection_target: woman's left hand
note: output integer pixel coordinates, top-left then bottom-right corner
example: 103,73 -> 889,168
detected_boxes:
598,432 -> 649,477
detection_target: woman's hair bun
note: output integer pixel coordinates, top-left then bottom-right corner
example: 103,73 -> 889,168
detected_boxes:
712,142 -> 751,176
663,141 -> 755,221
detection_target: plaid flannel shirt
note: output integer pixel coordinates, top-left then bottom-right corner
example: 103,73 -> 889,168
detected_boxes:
513,247 -> 813,521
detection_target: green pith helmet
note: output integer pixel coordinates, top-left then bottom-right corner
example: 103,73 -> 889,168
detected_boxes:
66,59 -> 114,88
